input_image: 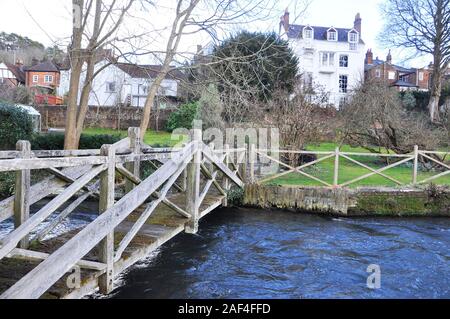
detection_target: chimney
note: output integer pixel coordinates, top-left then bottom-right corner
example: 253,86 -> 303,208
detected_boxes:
15,59 -> 24,67
280,8 -> 290,33
354,13 -> 362,36
31,57 -> 39,66
386,50 -> 392,64
365,49 -> 373,65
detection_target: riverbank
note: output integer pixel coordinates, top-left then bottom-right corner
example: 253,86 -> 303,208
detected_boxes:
243,184 -> 450,217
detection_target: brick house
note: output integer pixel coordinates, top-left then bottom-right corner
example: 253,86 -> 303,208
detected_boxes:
364,50 -> 431,91
24,60 -> 60,94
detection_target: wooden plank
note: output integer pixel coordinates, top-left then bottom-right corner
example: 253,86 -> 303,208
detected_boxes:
0,165 -> 93,223
340,154 -> 403,186
257,152 -> 334,185
125,128 -> 141,194
6,249 -> 106,272
185,130 -> 202,234
0,142 -> 196,299
333,147 -> 339,187
35,190 -> 94,241
202,144 -> 244,188
115,160 -> 188,261
413,145 -> 419,185
420,152 -> 450,170
0,164 -> 107,261
340,156 -> 414,187
417,170 -> 450,185
0,156 -> 106,172
14,141 -> 31,249
98,145 -> 116,294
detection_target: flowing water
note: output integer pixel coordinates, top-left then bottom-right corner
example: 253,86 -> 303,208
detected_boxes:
1,205 -> 449,299
109,208 -> 450,299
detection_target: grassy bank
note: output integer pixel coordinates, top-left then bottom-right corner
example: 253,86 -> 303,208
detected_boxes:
265,143 -> 450,188
83,128 -> 186,147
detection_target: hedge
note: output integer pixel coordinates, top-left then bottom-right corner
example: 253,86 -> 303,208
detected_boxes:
31,133 -> 122,150
0,101 -> 33,150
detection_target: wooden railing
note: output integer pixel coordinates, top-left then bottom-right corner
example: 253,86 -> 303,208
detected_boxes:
248,146 -> 450,188
0,128 -> 243,299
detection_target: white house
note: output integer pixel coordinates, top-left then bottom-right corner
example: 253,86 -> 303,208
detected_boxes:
59,58 -> 185,108
280,11 -> 366,108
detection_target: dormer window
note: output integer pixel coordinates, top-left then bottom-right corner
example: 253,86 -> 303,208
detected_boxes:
303,26 -> 314,40
348,30 -> 359,43
327,28 -> 337,41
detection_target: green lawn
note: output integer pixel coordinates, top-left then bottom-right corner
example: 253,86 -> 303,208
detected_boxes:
83,128 -> 186,147
264,143 -> 450,188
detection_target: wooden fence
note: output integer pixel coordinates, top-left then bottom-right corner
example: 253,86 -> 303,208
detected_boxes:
248,145 -> 450,187
0,128 -> 244,299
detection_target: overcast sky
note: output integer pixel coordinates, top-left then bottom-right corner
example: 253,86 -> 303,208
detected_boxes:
0,0 -> 430,67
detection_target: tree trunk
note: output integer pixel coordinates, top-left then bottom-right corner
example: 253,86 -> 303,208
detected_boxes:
428,67 -> 442,123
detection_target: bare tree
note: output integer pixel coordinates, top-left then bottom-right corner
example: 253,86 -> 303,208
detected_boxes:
65,0 -> 135,149
136,0 -> 284,139
380,0 -> 450,122
339,80 -> 443,156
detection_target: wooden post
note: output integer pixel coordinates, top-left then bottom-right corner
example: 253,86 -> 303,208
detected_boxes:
413,145 -> 419,185
239,147 -> 247,183
125,127 -> 141,193
98,144 -> 115,294
14,140 -> 31,249
185,129 -> 202,234
222,144 -> 230,207
333,147 -> 340,187
250,144 -> 256,183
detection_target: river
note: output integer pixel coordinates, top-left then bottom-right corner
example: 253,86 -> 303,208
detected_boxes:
107,207 -> 450,299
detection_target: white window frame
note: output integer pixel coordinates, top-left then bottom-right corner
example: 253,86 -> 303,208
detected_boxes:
339,75 -> 348,93
32,75 -> 39,83
303,26 -> 314,40
339,55 -> 349,68
349,43 -> 358,51
320,52 -> 335,67
348,30 -> 359,43
327,28 -> 338,41
419,72 -> 424,81
44,75 -> 53,83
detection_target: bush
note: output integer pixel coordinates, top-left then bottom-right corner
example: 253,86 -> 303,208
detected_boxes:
0,172 -> 15,199
166,102 -> 199,132
0,101 -> 33,150
31,133 -> 122,150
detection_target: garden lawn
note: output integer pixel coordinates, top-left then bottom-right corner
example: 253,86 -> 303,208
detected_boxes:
83,128 -> 186,147
265,143 -> 450,188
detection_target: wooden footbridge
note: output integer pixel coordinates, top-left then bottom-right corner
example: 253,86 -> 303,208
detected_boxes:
0,128 -> 245,299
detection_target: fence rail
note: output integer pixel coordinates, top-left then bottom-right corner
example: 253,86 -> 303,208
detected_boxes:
249,146 -> 450,188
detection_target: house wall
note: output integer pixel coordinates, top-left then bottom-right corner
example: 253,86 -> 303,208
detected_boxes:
26,71 -> 60,89
288,35 -> 365,108
59,61 -> 180,108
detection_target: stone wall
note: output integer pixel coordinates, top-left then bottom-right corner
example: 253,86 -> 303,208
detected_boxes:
243,184 -> 450,217
36,105 -> 175,131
